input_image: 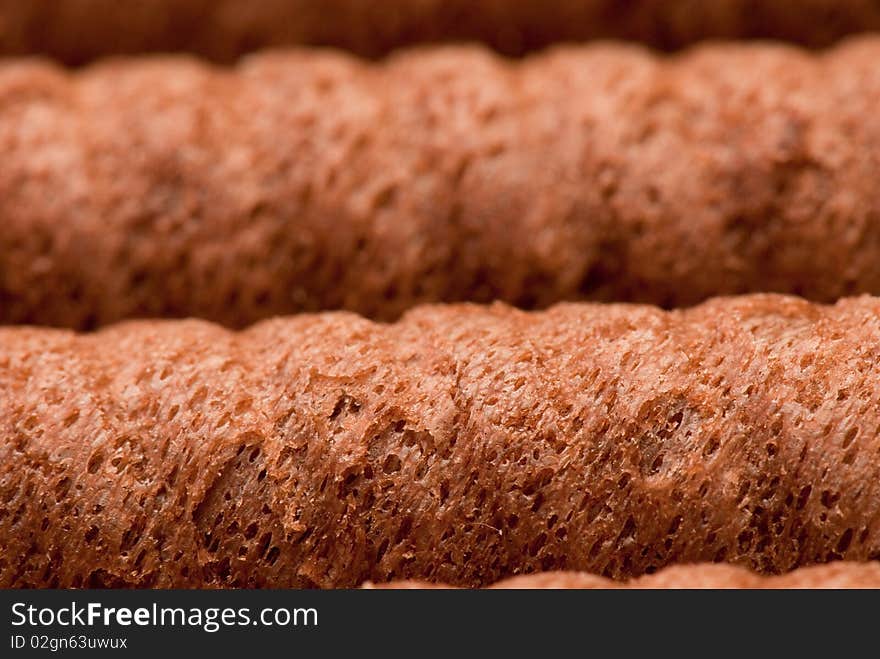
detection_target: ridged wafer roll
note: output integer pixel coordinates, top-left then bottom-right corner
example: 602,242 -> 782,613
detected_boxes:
2,1 -> 880,63
4,39 -> 880,329
2,295 -> 879,588
375,563 -> 880,588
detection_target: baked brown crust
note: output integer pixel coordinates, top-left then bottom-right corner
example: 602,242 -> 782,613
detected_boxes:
2,1 -> 880,62
374,563 -> 880,588
2,295 -> 879,587
3,39 -> 880,328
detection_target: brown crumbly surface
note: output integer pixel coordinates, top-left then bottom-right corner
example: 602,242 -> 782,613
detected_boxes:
4,39 -> 880,329
2,294 -> 880,588
1,1 -> 880,62
375,562 -> 880,588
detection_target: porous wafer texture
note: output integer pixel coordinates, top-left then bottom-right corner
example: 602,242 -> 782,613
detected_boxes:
4,39 -> 880,329
374,563 -> 880,588
2,295 -> 880,588
2,1 -> 880,62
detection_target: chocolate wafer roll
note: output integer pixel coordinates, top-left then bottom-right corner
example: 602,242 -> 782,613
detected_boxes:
2,295 -> 879,588
2,1 -> 880,63
376,563 -> 880,588
4,39 -> 880,329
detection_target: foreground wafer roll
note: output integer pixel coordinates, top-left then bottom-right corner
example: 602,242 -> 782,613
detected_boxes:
2,295 -> 880,587
2,1 -> 880,63
4,39 -> 880,329
375,563 -> 880,588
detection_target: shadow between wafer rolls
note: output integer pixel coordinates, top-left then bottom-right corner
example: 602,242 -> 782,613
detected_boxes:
2,0 -> 880,63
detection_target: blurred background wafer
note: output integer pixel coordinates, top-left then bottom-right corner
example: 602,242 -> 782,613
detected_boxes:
1,0 -> 880,63
3,39 -> 880,328
373,563 -> 880,588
